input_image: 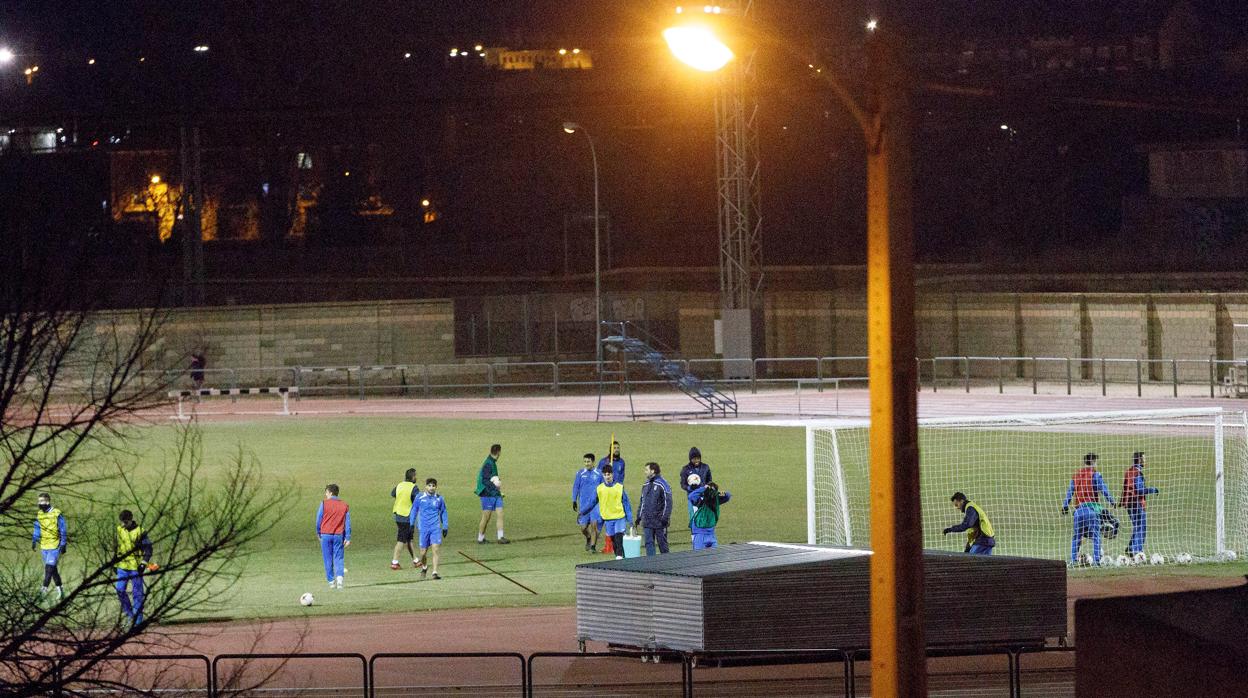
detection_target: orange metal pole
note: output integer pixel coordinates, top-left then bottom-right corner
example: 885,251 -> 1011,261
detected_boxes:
865,32 -> 926,698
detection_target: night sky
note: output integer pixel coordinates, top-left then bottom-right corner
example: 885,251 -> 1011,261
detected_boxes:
2,1 -> 1246,274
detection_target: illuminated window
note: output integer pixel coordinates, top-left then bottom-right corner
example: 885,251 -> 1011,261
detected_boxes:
296,152 -> 313,170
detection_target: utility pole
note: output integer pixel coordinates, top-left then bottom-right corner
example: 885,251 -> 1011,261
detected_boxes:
863,30 -> 925,698
179,125 -> 205,305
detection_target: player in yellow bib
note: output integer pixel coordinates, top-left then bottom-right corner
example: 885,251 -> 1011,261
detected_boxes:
578,464 -> 633,559
32,492 -> 67,600
116,510 -> 154,625
942,492 -> 996,555
390,468 -> 420,570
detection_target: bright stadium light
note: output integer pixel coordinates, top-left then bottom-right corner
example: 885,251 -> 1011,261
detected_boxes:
0,47 -> 14,64
663,25 -> 733,72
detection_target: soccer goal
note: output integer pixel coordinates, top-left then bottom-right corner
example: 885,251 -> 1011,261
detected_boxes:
806,407 -> 1248,565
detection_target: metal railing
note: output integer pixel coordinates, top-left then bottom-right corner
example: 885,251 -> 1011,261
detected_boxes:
923,355 -> 1248,398
130,354 -> 1248,402
29,645 -> 1073,697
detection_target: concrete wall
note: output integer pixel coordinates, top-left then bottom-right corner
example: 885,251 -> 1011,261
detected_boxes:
138,291 -> 1248,390
152,299 -> 454,379
1084,295 -> 1149,381
1151,294 -> 1217,381
1019,295 -> 1082,379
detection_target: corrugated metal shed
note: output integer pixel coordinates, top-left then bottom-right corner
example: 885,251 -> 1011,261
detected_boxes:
576,543 -> 1066,652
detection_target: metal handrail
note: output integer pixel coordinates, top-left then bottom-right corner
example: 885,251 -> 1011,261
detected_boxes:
111,353 -> 1248,403
33,644 -> 1073,698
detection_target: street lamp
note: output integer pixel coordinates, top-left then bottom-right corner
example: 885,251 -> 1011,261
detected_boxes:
561,121 -> 602,373
666,16 -> 925,698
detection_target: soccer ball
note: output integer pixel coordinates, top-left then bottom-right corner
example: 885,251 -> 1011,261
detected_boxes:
1132,552 -> 1147,565
1098,555 -> 1113,568
1082,553 -> 1095,566
687,474 -> 701,488
299,592 -> 315,607
1114,554 -> 1129,567
1149,553 -> 1165,565
1176,552 -> 1193,564
1221,550 -> 1239,562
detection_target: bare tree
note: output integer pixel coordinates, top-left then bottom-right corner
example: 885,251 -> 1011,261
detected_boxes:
0,174 -> 289,696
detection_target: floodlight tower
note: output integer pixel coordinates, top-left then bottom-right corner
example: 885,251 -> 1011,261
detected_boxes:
670,3 -> 765,371
714,1 -> 764,370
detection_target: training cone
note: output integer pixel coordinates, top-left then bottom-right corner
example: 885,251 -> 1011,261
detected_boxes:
603,536 -> 615,555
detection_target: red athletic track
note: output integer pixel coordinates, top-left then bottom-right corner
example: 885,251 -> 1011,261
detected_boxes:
144,387 -> 1248,424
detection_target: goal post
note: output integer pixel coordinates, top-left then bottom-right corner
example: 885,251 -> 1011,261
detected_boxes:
806,407 -> 1247,565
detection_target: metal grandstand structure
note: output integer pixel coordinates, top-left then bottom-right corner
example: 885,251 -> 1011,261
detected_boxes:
597,321 -> 739,421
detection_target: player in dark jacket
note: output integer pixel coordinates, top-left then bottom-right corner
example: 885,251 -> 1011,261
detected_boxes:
634,462 -> 673,555
942,492 -> 995,554
678,447 -> 712,526
1120,451 -> 1160,556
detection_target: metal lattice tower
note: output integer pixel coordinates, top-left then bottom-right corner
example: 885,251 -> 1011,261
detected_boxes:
716,0 -> 763,311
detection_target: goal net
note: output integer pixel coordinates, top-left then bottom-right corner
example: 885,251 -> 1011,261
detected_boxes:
807,408 -> 1248,565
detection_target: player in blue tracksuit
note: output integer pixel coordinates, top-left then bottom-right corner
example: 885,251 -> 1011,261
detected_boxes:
315,485 -> 351,588
572,453 -> 604,552
597,441 -> 625,485
689,482 -> 731,549
1062,453 -> 1116,564
410,479 -> 449,579
32,492 -> 68,600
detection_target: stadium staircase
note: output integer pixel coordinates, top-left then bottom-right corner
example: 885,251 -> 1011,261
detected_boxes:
599,321 -> 738,419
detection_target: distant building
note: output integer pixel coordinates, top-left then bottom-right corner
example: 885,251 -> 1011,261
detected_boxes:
481,47 -> 593,71
912,1 -> 1241,85
1123,140 -> 1248,256
0,126 -> 64,154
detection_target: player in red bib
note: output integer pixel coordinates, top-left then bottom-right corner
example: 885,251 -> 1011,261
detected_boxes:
1120,451 -> 1159,556
1061,453 -> 1116,564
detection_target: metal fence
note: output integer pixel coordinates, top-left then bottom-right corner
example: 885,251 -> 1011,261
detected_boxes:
141,354 -> 1248,401
27,645 -> 1074,697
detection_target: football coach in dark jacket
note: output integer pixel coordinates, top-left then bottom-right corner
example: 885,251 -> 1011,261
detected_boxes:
635,462 -> 673,555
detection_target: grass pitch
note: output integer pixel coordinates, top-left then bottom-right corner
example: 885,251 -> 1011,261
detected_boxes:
170,417 -> 808,620
23,415 -> 1247,622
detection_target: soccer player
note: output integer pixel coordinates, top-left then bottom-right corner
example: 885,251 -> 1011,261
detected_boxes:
572,453 -> 603,551
315,484 -> 351,589
941,492 -> 995,554
679,447 -> 712,523
688,480 -> 731,549
635,462 -> 673,555
390,468 -> 420,570
598,441 -> 625,484
579,464 -> 633,560
1061,453 -> 1116,565
410,478 -> 449,580
115,509 -> 154,625
1120,451 -> 1160,557
32,492 -> 66,601
475,444 -> 510,544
